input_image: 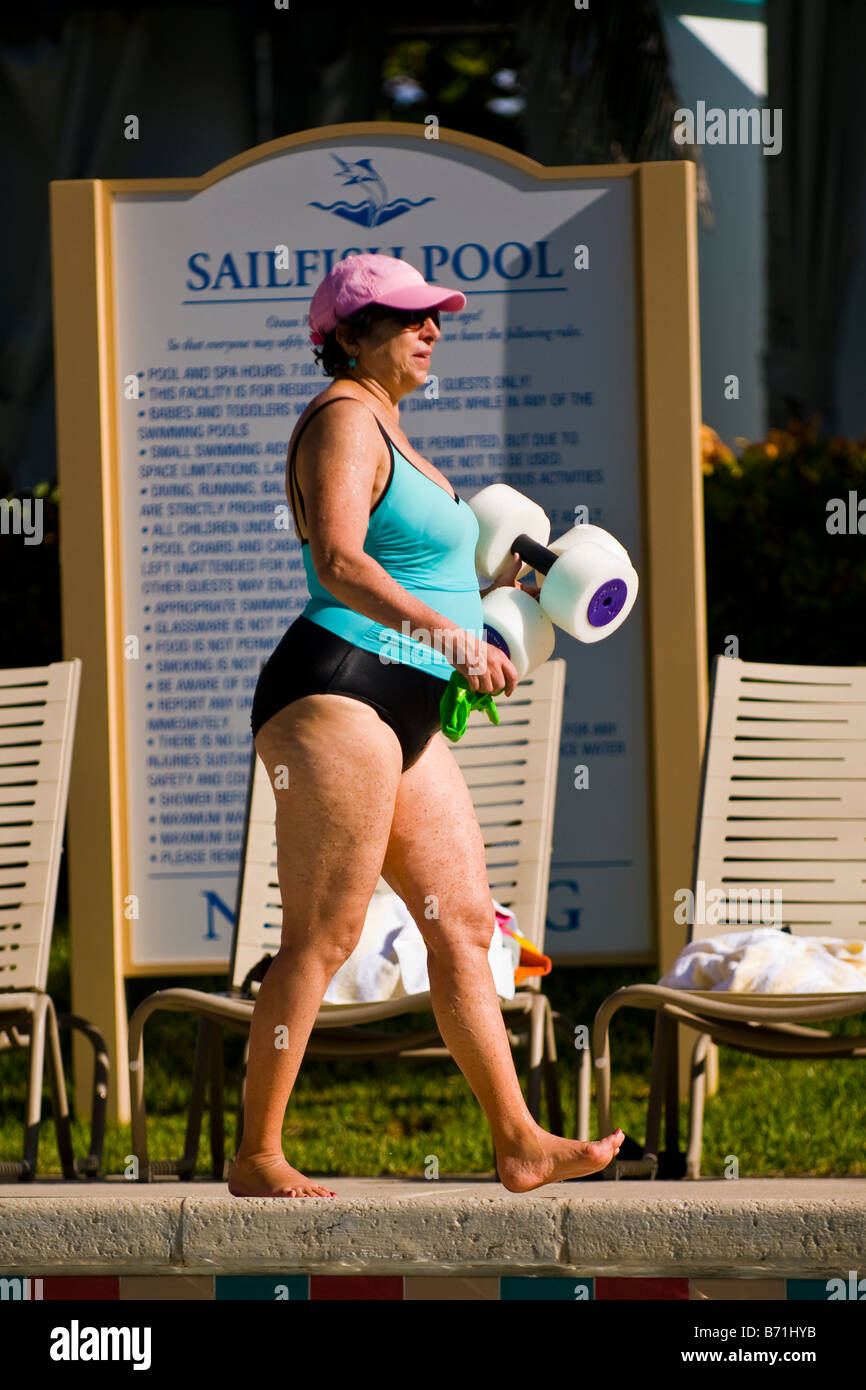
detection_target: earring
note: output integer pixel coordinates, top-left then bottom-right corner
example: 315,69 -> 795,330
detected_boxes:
348,357 -> 357,368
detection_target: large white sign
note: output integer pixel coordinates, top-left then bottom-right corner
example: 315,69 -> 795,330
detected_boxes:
111,133 -> 649,966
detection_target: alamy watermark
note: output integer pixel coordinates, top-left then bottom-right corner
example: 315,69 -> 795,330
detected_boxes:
0,1276 -> 43,1299
0,497 -> 43,545
674,881 -> 783,927
377,621 -> 487,674
49,1320 -> 151,1370
826,491 -> 866,534
674,101 -> 782,156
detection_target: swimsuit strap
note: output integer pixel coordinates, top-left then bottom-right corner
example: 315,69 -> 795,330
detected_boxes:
287,395 -> 391,539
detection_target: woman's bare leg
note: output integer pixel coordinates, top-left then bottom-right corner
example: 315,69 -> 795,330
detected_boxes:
228,694 -> 403,1197
381,734 -> 623,1192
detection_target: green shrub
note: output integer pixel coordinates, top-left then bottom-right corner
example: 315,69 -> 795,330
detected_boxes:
702,419 -> 866,667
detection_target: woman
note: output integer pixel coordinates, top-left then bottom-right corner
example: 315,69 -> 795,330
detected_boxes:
228,254 -> 623,1198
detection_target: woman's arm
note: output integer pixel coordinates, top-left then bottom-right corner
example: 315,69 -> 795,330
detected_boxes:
296,400 -> 489,672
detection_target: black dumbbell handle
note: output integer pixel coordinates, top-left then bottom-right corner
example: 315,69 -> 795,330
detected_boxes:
511,533 -> 557,576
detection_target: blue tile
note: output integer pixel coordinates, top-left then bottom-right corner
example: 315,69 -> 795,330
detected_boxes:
215,1275 -> 309,1301
787,1275 -> 866,1301
501,1277 -> 593,1300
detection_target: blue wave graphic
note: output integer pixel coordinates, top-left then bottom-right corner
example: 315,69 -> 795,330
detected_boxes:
308,195 -> 435,228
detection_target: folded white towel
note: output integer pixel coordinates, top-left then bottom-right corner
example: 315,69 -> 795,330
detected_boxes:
322,884 -> 519,1005
659,927 -> 866,994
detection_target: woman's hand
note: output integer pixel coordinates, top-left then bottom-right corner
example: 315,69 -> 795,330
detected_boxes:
453,631 -> 519,697
479,552 -> 540,601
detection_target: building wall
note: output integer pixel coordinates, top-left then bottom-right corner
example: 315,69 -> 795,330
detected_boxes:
659,0 -> 768,445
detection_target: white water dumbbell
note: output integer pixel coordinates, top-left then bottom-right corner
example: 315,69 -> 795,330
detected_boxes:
519,527 -> 639,643
479,586 -> 555,680
469,483 -> 551,583
469,485 -> 638,644
536,521 -> 638,640
546,521 -> 632,567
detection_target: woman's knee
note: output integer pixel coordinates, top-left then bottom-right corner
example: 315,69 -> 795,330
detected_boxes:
420,900 -> 498,958
280,902 -> 368,966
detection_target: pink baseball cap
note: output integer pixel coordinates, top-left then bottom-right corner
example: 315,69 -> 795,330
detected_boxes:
308,253 -> 466,345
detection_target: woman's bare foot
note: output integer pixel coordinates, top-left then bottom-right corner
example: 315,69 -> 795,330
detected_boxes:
496,1127 -> 624,1193
228,1151 -> 337,1198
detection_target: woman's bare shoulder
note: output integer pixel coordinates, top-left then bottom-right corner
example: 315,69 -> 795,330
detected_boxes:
288,386 -> 389,480
285,386 -> 390,544
291,384 -> 377,438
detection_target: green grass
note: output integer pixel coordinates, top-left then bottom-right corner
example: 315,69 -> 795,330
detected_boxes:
2,917 -> 864,1179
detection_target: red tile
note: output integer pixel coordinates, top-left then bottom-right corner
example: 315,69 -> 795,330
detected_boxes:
595,1278 -> 690,1301
309,1276 -> 403,1301
42,1277 -> 120,1301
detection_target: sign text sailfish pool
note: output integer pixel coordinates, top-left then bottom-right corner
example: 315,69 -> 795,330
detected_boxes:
184,241 -> 566,293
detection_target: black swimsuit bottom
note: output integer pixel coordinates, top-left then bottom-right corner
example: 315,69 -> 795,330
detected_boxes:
250,615 -> 448,772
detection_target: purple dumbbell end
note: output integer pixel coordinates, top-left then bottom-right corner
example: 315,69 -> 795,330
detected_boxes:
482,623 -> 511,657
588,578 -> 628,627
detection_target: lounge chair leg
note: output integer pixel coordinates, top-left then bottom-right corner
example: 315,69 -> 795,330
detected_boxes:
591,1020 -> 613,1139
575,1041 -> 590,1141
663,1013 -> 681,1157
22,996 -> 49,1180
526,995 -> 545,1121
644,1010 -> 667,1161
553,1011 -> 586,1139
592,992 -> 660,1179
44,999 -> 76,1180
543,1002 -> 563,1135
180,1017 -> 212,1179
57,1014 -> 109,1176
128,998 -> 153,1181
234,1035 -> 250,1160
208,1021 -> 226,1179
553,1007 -> 590,1140
655,1013 -> 687,1178
686,1032 -> 711,1179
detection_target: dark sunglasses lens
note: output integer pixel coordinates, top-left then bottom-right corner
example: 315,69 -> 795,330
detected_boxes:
399,308 -> 440,328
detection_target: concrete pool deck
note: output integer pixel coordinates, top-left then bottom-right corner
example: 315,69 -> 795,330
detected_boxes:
2,1175 -> 865,1280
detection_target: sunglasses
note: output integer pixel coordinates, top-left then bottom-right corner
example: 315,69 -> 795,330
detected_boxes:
388,307 -> 441,330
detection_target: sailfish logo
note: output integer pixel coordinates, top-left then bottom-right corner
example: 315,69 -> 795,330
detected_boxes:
309,154 -> 435,228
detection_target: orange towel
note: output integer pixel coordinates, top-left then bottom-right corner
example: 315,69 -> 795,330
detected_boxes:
496,914 -> 552,985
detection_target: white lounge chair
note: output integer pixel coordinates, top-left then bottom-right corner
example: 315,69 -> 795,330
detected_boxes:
593,655 -> 866,1179
0,659 -> 108,1178
128,658 -> 575,1180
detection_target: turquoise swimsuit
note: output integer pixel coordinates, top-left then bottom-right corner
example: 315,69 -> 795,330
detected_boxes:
250,395 -> 484,769
295,399 -> 483,677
